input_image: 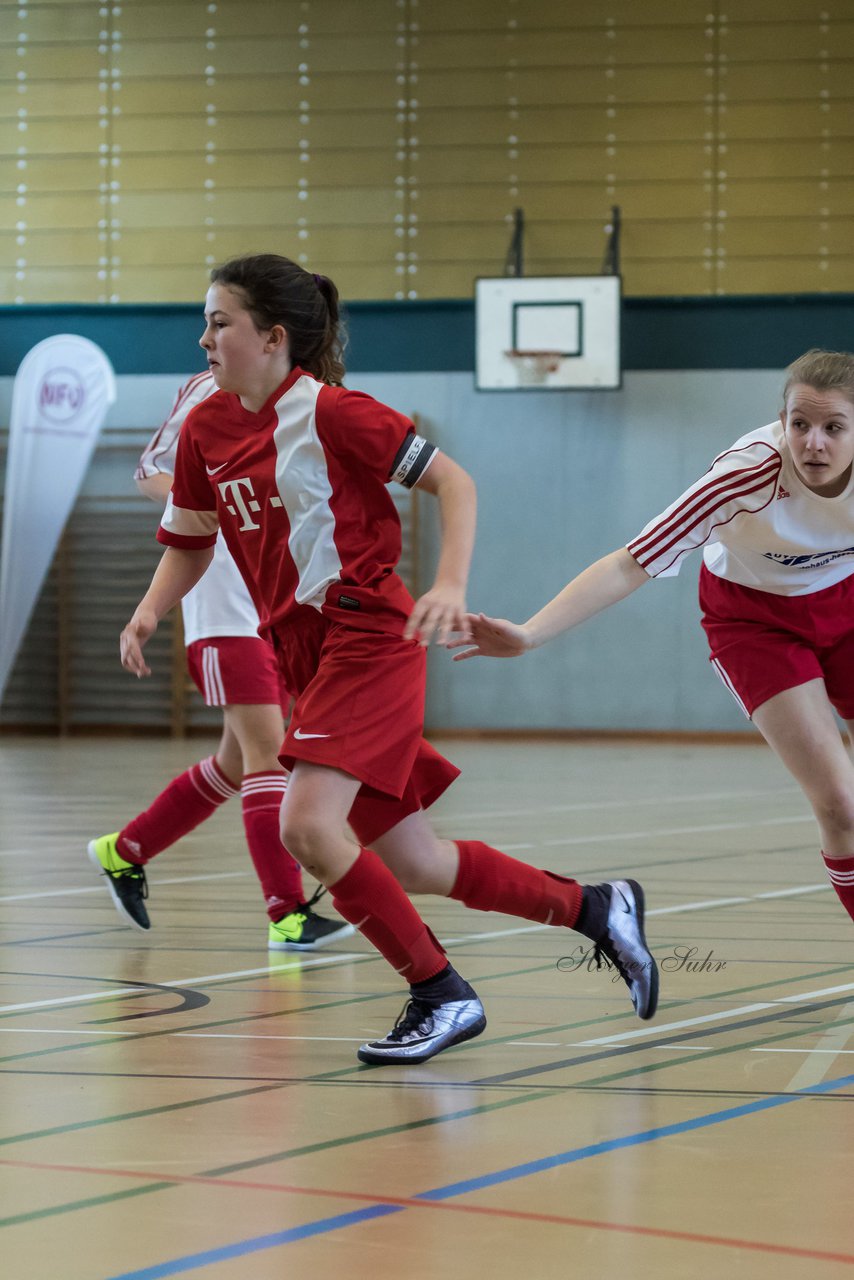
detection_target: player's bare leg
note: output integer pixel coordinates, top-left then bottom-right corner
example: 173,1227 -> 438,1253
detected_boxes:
753,678 -> 854,924
219,707 -> 352,950
281,761 -> 484,1064
752,679 -> 854,856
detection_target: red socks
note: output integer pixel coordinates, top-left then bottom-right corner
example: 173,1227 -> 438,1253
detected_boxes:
117,755 -> 238,863
823,851 -> 854,923
241,771 -> 303,921
450,839 -> 583,928
115,759 -> 304,922
328,841 -> 582,985
330,847 -> 447,982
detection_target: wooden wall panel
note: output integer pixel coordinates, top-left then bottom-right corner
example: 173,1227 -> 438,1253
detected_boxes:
416,28 -> 709,69
417,0 -> 712,29
3,0 -> 852,302
716,257 -> 854,293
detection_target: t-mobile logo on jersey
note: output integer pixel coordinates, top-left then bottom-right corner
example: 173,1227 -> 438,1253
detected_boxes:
218,477 -> 285,531
218,477 -> 261,531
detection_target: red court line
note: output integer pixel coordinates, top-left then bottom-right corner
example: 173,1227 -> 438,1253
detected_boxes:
3,1156 -> 853,1266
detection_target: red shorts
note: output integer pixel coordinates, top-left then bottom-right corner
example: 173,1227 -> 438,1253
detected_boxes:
269,613 -> 460,846
699,565 -> 854,719
186,636 -> 291,712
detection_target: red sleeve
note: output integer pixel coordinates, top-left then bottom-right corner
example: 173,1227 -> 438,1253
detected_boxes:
314,386 -> 415,478
156,411 -> 219,550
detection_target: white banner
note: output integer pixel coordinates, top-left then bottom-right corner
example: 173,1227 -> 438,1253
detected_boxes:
0,335 -> 116,704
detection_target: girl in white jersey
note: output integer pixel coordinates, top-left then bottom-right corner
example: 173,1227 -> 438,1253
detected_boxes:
88,371 -> 353,953
455,349 -> 854,933
119,253 -> 658,1067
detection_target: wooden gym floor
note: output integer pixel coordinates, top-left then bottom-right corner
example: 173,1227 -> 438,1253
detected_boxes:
1,734 -> 853,1279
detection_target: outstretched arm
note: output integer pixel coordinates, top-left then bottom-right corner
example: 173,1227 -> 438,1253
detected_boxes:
121,545 -> 214,677
403,452 -> 477,646
452,547 -> 649,660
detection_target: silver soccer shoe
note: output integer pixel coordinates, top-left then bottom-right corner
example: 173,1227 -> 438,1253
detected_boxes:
590,879 -> 659,1020
357,996 -> 487,1065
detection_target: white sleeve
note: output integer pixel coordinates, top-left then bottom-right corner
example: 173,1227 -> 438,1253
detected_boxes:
627,439 -> 783,578
135,371 -> 218,481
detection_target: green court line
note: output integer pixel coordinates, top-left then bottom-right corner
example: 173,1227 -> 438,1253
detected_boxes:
0,956 -> 568,1065
1,952 -> 851,1082
0,1083 -> 292,1150
0,989 -> 382,1066
4,964 -> 854,1228
0,1089 -> 559,1229
5,1005 -> 853,1230
0,1181 -> 173,1227
299,958 -> 854,1078
2,952 -> 851,1154
2,944 -> 850,1071
568,1007 -> 854,1092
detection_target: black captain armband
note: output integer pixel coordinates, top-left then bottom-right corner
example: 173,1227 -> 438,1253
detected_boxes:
389,432 -> 438,489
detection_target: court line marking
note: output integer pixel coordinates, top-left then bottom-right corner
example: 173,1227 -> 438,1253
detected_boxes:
0,1028 -> 137,1037
0,953 -> 365,1015
753,1048 -> 854,1054
97,1068 -> 854,1279
755,883 -> 829,899
0,880 -> 833,1018
0,870 -> 248,905
541,813 -> 813,849
785,1000 -> 854,1090
448,783 -> 800,824
174,1034 -> 364,1043
5,979 -> 854,1229
0,796 -> 811,907
576,980 -> 854,1046
2,1150 -> 852,1271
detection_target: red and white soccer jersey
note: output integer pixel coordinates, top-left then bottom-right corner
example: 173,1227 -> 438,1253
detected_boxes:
137,371 -> 261,645
628,420 -> 854,596
157,366 -> 437,637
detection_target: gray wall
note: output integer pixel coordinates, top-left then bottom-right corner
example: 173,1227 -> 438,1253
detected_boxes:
0,366 -> 783,733
356,369 -> 781,734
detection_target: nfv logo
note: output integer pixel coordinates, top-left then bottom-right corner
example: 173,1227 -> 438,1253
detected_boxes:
37,367 -> 86,422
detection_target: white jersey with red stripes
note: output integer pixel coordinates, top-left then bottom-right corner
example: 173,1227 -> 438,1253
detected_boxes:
157,366 -> 436,637
137,371 -> 261,645
628,420 -> 854,596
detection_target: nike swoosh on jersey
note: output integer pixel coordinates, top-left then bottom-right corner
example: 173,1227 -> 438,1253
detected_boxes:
205,462 -> 228,475
293,728 -> 331,739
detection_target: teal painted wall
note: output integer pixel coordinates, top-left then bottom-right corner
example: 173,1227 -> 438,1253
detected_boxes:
1,294 -> 853,376
2,296 -> 853,731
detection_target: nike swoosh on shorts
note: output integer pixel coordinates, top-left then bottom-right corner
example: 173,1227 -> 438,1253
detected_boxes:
293,729 -> 331,739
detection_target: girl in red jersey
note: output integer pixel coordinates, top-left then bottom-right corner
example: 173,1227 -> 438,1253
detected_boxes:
89,370 -> 352,952
120,253 -> 658,1065
455,349 -> 854,933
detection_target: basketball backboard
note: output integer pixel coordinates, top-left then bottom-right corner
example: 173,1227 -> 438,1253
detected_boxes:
475,275 -> 621,391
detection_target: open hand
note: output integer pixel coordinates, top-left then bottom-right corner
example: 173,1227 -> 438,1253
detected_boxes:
120,609 -> 158,678
404,584 -> 468,647
448,612 -> 534,660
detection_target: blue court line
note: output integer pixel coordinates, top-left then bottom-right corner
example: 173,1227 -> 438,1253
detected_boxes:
108,1069 -> 854,1280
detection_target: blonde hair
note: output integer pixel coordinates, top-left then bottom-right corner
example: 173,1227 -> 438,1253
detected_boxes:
783,348 -> 854,407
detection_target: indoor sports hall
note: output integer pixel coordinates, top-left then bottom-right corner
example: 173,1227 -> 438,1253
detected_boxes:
2,3 -> 854,1278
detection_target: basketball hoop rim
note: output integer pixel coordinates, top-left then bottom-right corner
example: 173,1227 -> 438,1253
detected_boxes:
504,349 -> 563,373
504,349 -> 564,359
